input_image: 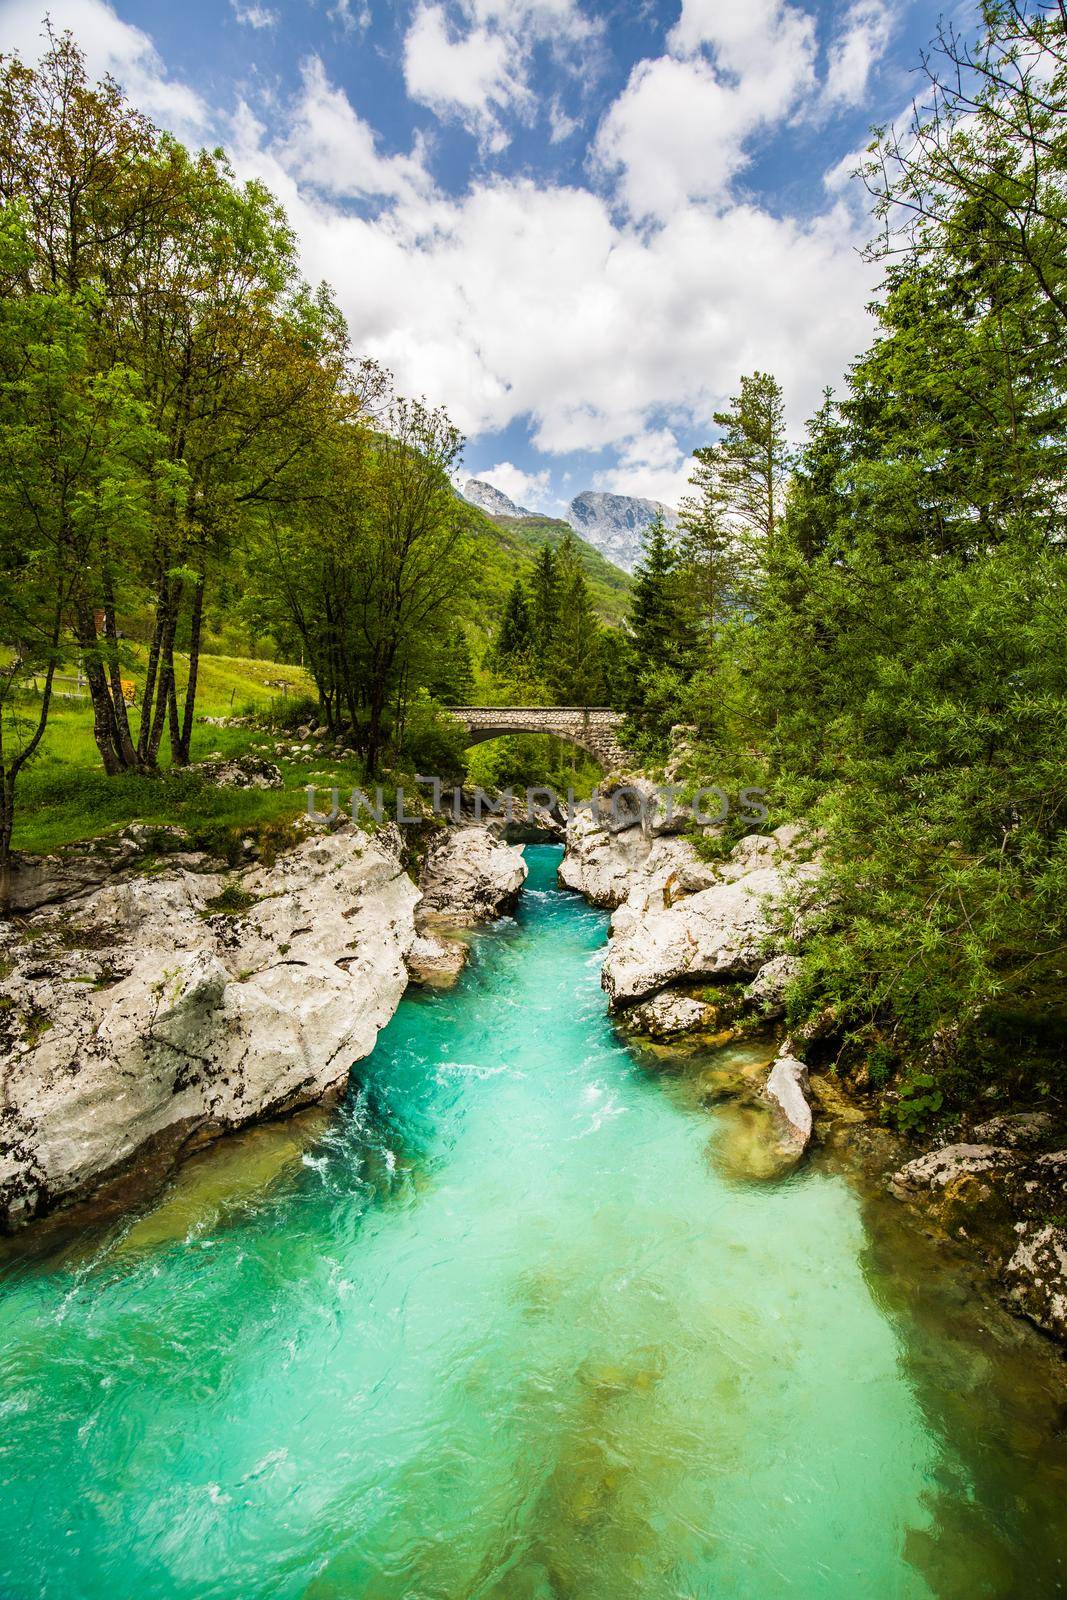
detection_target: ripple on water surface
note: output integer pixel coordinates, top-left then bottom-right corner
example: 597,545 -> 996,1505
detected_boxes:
0,845 -> 1065,1599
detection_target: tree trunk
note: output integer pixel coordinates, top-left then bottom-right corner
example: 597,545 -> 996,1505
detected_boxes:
144,583 -> 182,767
0,622 -> 62,912
74,608 -> 125,776
0,777 -> 14,916
101,577 -> 140,770
173,572 -> 205,766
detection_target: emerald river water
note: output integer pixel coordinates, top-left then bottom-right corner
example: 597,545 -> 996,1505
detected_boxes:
1,846 -> 1065,1598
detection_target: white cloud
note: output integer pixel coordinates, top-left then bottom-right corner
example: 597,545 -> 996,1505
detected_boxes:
330,0 -> 371,31
476,460 -> 557,512
0,0 -> 208,135
229,158 -> 876,461
593,429 -> 695,508
404,2 -> 529,150
822,0 -> 894,108
279,57 -> 431,204
231,0 -> 277,29
403,0 -> 598,151
548,96 -> 580,143
597,0 -> 817,221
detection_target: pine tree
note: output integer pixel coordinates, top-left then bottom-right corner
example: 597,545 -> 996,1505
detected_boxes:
429,626 -> 475,704
784,388 -> 849,562
530,543 -> 560,663
550,560 -> 602,705
708,371 -> 789,542
677,463 -> 736,628
493,577 -> 533,665
628,520 -> 684,667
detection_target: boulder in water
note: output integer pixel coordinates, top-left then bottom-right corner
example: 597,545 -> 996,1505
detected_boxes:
418,827 -> 527,926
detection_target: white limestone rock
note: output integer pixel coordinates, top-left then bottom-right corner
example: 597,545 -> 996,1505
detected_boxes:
601,825 -> 818,1006
406,933 -> 470,989
558,812 -> 654,909
191,754 -> 283,789
763,1050 -> 813,1157
971,1111 -> 1054,1149
744,954 -> 801,1019
417,826 -> 527,926
624,990 -> 718,1039
888,1143 -> 1013,1198
0,826 -> 419,1228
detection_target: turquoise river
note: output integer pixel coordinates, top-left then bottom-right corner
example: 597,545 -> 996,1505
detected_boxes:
1,846 -> 1066,1598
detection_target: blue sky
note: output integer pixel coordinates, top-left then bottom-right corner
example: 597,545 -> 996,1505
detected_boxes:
0,0 -> 949,512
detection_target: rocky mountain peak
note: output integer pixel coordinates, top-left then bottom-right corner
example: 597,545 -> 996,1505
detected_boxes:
463,479 -> 532,518
567,491 -> 679,573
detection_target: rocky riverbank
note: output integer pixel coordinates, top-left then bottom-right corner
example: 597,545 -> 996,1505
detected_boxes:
557,785 -> 1067,1349
0,821 -> 525,1231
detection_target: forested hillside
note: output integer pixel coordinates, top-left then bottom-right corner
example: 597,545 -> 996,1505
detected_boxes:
617,1 -> 1067,1116
473,510 -> 632,625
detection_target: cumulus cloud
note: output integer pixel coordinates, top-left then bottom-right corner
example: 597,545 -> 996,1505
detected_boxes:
0,0 -> 207,135
230,160 -> 875,458
822,0 -> 895,109
593,429 -> 695,509
597,0 -> 817,221
476,460 -> 557,512
404,3 -> 525,146
403,0 -> 597,151
280,57 -> 432,204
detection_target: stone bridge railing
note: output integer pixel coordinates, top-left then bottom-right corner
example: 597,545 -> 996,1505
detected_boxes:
444,706 -> 628,768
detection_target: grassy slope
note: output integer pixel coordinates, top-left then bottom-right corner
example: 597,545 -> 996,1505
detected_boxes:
8,510 -> 626,856
10,650 -> 330,855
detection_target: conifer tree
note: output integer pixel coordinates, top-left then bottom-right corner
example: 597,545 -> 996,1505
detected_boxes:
530,543 -> 560,661
628,520 -> 685,668
493,577 -> 533,665
551,558 -> 602,705
429,626 -> 475,704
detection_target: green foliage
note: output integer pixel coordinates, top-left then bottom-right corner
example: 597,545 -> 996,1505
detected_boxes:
619,2 -> 1067,1112
621,520 -> 697,750
492,578 -> 534,668
398,691 -> 468,784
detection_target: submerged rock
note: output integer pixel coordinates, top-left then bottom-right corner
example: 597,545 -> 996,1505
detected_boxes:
1004,1225 -> 1067,1341
417,827 -> 527,926
0,826 -> 419,1229
889,1138 -> 1067,1345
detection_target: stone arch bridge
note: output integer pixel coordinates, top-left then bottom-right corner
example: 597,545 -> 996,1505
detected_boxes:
444,706 -> 628,768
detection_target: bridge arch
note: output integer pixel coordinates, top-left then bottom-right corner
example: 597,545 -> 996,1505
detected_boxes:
443,706 -> 628,769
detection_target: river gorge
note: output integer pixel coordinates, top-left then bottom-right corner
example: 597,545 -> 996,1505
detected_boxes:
1,845 -> 1065,1598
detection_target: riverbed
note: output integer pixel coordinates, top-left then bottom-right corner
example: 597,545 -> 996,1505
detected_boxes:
0,845 -> 1064,1597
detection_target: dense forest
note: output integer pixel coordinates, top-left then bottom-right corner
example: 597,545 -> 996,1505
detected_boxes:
619,0 -> 1067,1114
